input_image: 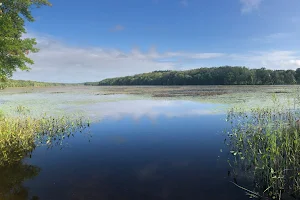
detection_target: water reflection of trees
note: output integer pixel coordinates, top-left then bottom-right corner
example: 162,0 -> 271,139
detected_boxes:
0,162 -> 40,200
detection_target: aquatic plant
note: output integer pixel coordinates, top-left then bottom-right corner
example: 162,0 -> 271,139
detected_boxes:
35,114 -> 91,149
225,101 -> 300,199
15,105 -> 30,115
0,116 -> 36,166
0,109 -> 4,118
0,113 -> 90,166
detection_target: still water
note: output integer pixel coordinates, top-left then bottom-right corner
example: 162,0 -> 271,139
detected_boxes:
2,100 -> 249,200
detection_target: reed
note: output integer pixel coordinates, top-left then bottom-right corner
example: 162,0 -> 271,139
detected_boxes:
0,108 -> 90,166
225,97 -> 300,199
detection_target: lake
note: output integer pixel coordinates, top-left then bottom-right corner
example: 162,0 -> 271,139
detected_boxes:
2,86 -> 291,200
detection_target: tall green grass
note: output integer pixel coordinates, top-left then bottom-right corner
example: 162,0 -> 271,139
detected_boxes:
0,109 -> 90,166
225,96 -> 300,199
0,107 -> 90,199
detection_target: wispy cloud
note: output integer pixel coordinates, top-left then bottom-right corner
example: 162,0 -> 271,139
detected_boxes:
180,0 -> 188,7
110,24 -> 125,32
14,33 -> 224,83
289,60 -> 300,67
165,52 -> 224,59
15,32 -> 300,83
230,50 -> 300,69
82,100 -> 219,121
240,0 -> 263,13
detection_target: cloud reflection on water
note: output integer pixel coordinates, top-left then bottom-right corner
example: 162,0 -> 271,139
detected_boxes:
76,100 -> 226,121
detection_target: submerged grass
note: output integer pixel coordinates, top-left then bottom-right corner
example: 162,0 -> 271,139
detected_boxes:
225,95 -> 300,199
0,108 -> 90,166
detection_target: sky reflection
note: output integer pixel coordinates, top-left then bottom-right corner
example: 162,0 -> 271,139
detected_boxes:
77,100 -> 227,121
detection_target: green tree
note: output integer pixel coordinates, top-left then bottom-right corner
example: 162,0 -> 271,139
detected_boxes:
0,0 -> 51,80
295,68 -> 300,84
284,70 -> 296,84
94,66 -> 299,86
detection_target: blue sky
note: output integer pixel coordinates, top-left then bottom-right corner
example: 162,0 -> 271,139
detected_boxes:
14,0 -> 300,83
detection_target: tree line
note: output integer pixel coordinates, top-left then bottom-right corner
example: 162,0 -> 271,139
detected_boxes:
84,66 -> 300,86
0,80 -> 72,90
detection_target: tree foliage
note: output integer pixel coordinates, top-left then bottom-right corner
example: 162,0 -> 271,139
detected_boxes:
0,79 -> 72,89
0,0 -> 51,80
86,66 -> 300,86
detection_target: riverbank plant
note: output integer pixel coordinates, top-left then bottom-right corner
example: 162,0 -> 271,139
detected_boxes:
0,108 -> 90,166
225,96 -> 300,199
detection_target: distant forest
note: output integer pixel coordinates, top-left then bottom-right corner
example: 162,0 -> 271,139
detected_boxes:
85,66 -> 300,86
0,80 -> 71,89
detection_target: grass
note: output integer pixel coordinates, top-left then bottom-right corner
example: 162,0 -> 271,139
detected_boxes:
0,106 -> 91,199
225,95 -> 300,199
15,105 -> 30,114
0,116 -> 36,166
1,85 -> 300,199
0,108 -> 90,166
0,109 -> 4,118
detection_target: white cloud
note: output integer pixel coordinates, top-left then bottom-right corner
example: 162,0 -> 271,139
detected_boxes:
13,32 -> 224,83
230,50 -> 300,70
82,100 -> 219,121
289,60 -> 300,67
164,52 -> 224,59
14,32 -> 300,83
240,0 -> 263,13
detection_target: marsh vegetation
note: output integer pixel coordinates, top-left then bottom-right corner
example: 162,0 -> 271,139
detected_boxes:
0,86 -> 299,200
0,103 -> 90,200
225,94 -> 300,199
2,0 -> 300,199
0,108 -> 90,166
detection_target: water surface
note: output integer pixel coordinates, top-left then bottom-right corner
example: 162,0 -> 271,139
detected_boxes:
2,99 -> 249,200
